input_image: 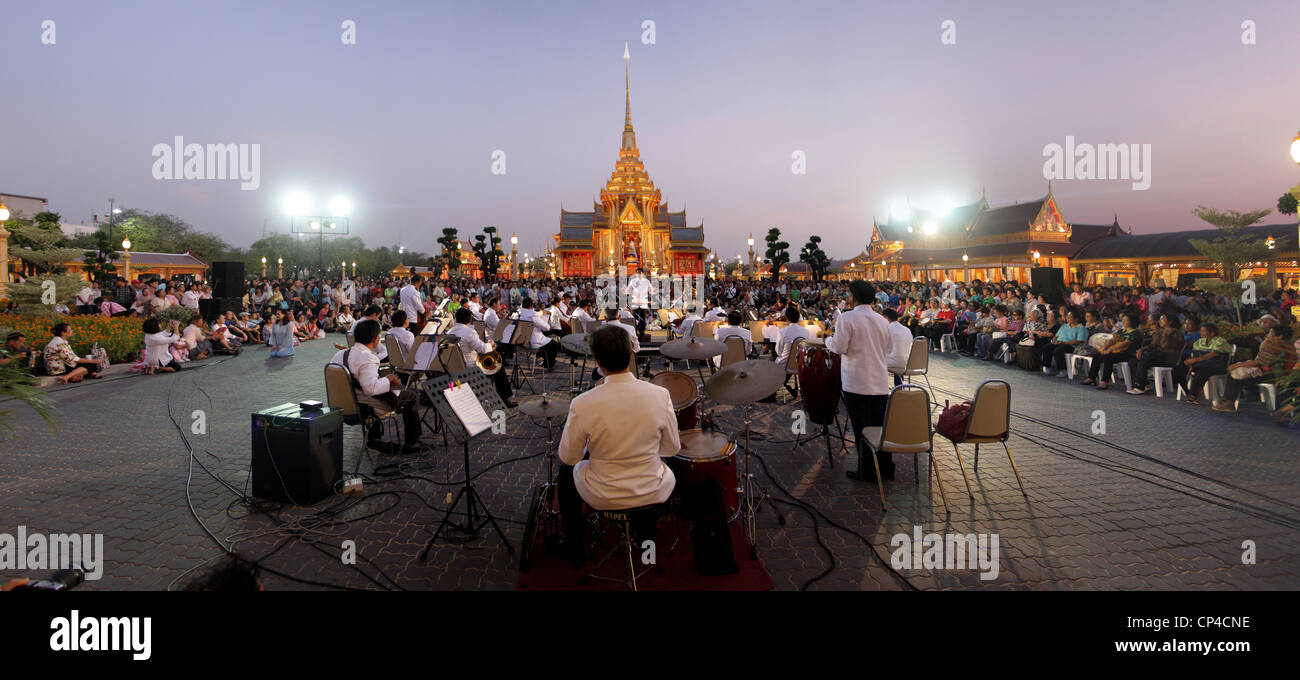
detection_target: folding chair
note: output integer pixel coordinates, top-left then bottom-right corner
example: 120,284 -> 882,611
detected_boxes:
720,336 -> 747,367
324,363 -> 400,472
509,320 -> 540,394
899,337 -> 936,403
938,379 -> 1026,500
860,384 -> 946,513
692,321 -> 716,339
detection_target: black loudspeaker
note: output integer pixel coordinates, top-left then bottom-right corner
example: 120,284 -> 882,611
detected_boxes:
211,261 -> 245,299
250,403 -> 343,505
199,297 -> 240,320
1030,267 -> 1066,305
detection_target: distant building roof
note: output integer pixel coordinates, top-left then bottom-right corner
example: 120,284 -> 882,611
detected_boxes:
73,250 -> 207,267
1073,222 -> 1298,261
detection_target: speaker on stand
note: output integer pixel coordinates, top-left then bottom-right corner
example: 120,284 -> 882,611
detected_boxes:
211,261 -> 246,299
1030,267 -> 1066,306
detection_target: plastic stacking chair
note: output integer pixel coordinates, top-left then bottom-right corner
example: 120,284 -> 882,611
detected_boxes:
899,337 -> 936,403
938,379 -> 1026,500
860,384 -> 946,513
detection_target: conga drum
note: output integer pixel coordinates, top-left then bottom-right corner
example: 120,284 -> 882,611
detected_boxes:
651,370 -> 700,430
796,344 -> 841,425
668,430 -> 739,522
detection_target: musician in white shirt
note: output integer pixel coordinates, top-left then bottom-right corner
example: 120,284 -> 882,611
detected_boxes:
703,300 -> 726,323
713,310 -> 752,366
447,307 -> 514,406
388,310 -> 416,358
825,281 -> 895,482
774,306 -> 811,365
678,304 -> 702,339
557,325 -> 679,567
329,319 -> 422,452
571,300 -> 597,331
882,308 -> 915,385
515,298 -> 560,369
466,292 -> 484,321
398,275 -> 424,326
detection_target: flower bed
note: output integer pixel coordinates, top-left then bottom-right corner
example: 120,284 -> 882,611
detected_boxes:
0,313 -> 145,364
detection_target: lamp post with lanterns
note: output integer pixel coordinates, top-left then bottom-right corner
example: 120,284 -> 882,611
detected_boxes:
0,197 -> 10,293
747,233 -> 755,281
510,233 -> 518,280
351,261 -> 357,278
122,237 -> 133,280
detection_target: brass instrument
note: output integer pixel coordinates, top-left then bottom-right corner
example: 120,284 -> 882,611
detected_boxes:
477,350 -> 503,375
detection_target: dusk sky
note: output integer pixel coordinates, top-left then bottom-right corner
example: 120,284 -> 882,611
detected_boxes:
2,0 -> 1299,258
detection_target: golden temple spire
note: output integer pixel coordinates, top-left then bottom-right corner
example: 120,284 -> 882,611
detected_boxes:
624,42 -> 632,131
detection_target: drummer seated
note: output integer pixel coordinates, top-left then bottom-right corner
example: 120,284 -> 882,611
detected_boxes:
558,325 -> 680,569
713,311 -> 752,366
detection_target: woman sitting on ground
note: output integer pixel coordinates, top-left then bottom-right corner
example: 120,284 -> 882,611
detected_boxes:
268,310 -> 297,357
1083,313 -> 1143,389
1213,325 -> 1296,413
1174,322 -> 1231,406
42,322 -> 104,383
142,318 -> 184,374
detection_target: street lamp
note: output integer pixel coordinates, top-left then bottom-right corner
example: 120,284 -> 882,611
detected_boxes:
122,237 -> 133,280
351,261 -> 357,278
747,233 -> 756,281
277,257 -> 283,278
1291,131 -> 1300,253
261,256 -> 267,277
511,233 -> 518,279
0,197 -> 10,290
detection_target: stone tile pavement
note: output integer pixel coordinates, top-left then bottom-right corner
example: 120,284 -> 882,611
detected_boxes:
1,336 -> 1296,590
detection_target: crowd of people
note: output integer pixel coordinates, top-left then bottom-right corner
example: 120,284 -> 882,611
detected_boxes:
8,268 -> 1298,421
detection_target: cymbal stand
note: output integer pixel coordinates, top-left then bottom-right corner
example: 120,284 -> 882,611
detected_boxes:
738,402 -> 777,560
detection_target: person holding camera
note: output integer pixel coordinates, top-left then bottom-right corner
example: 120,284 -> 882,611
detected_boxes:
143,318 -> 185,374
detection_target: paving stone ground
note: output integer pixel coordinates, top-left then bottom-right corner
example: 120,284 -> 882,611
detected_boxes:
1,336 -> 1297,591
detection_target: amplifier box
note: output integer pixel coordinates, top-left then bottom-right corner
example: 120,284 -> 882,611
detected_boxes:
250,403 -> 343,505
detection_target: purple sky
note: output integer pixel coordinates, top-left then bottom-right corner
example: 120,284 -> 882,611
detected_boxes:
2,0 -> 1299,259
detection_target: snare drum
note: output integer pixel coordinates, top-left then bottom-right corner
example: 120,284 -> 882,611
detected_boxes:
668,429 -> 739,522
651,370 -> 700,430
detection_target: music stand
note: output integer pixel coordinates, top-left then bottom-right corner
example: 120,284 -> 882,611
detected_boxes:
418,368 -> 515,559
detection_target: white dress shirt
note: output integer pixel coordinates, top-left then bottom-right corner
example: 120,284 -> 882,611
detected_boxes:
885,320 -> 915,374
714,324 -> 752,365
515,308 -> 551,349
484,307 -> 501,335
399,284 -> 423,322
338,343 -> 398,412
825,304 -> 892,396
557,372 -> 679,510
704,307 -> 726,323
389,325 -> 415,357
679,313 -> 702,339
448,322 -> 492,364
608,320 -> 640,353
775,323 -> 811,364
466,300 -> 483,321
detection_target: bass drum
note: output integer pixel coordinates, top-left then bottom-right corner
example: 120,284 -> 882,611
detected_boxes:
796,343 -> 841,425
668,430 -> 739,523
651,370 -> 700,430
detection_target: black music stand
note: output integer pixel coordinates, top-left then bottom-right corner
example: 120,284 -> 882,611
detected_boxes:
418,368 -> 514,559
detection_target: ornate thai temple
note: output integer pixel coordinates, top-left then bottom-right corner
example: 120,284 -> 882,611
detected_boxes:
553,46 -> 709,277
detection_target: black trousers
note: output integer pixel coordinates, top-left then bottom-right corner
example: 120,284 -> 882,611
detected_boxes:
491,369 -> 513,401
1175,361 -> 1226,399
365,398 -> 421,445
538,339 -> 560,368
843,391 -> 892,477
1087,352 -> 1133,382
1130,350 -> 1176,389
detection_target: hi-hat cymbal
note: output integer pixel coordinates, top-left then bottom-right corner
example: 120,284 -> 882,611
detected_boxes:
660,337 -> 725,360
561,333 -> 589,355
518,396 -> 572,419
705,360 -> 786,405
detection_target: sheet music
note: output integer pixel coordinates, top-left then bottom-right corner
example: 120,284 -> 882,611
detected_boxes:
419,321 -> 438,335
444,384 -> 491,437
413,341 -> 438,371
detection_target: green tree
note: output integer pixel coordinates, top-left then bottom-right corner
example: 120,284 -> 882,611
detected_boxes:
437,228 -> 461,275
1279,192 -> 1298,216
799,235 -> 830,283
7,211 -> 81,276
1187,206 -> 1274,283
764,227 -> 790,282
81,230 -> 119,284
472,226 -> 505,277
111,209 -> 230,265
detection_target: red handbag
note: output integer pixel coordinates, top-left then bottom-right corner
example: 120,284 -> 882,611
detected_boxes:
936,401 -> 972,441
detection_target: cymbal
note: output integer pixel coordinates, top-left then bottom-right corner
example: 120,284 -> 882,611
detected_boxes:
660,337 -> 725,360
518,396 -> 571,419
561,333 -> 589,355
705,360 -> 786,405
